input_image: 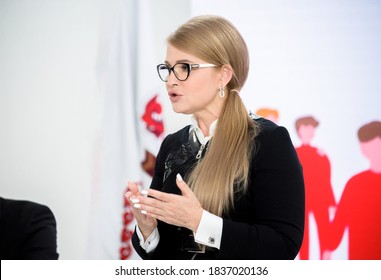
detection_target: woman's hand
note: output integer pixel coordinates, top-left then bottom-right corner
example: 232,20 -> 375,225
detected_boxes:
132,174 -> 203,232
125,181 -> 157,240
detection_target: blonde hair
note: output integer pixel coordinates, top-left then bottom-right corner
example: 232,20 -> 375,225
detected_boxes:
168,15 -> 260,216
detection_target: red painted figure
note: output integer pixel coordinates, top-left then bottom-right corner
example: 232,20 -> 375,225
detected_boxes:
295,116 -> 336,259
325,121 -> 381,259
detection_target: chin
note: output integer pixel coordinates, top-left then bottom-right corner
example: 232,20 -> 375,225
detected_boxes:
172,105 -> 186,114
171,102 -> 195,115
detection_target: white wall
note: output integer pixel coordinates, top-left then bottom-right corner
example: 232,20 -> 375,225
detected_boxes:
0,0 -> 190,259
191,0 -> 381,259
151,1 -> 192,134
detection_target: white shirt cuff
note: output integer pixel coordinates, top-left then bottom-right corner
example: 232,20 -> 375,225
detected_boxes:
194,210 -> 223,249
135,226 -> 160,253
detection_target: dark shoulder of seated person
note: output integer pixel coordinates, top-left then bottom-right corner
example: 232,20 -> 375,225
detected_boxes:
0,197 -> 59,260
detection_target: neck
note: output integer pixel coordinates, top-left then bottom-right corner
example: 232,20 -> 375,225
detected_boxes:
198,119 -> 215,136
194,98 -> 224,136
370,163 -> 381,174
194,111 -> 220,137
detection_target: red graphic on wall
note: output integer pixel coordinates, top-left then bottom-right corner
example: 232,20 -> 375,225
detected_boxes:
295,116 -> 336,260
140,94 -> 164,176
120,188 -> 135,260
119,95 -> 165,259
141,150 -> 156,177
325,121 -> 381,259
255,107 -> 279,124
141,95 -> 164,138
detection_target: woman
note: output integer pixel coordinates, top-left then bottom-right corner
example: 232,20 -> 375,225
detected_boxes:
126,15 -> 305,260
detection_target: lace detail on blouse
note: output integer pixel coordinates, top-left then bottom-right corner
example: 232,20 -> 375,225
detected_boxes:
163,129 -> 206,183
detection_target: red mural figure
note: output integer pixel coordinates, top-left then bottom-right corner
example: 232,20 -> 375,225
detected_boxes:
325,121 -> 381,259
295,116 -> 336,259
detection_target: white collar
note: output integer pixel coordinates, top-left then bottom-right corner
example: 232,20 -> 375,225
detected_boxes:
190,115 -> 218,145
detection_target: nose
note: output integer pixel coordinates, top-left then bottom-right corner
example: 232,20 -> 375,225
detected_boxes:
166,69 -> 178,85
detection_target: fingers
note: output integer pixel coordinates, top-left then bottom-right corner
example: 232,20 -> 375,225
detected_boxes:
127,181 -> 140,194
133,195 -> 164,210
176,173 -> 183,182
127,175 -> 201,231
176,173 -> 192,196
130,187 -> 173,219
126,181 -> 148,200
144,174 -> 191,201
147,189 -> 170,201
133,200 -> 166,218
125,181 -> 147,214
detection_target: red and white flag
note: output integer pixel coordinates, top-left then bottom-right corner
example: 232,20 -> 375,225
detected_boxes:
89,0 -> 164,259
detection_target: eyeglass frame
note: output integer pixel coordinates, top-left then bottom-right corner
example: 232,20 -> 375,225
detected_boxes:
156,63 -> 218,82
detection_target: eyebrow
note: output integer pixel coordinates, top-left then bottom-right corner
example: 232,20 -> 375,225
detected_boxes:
164,59 -> 194,65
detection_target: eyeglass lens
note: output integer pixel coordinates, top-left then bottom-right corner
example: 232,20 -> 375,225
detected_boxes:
157,63 -> 190,82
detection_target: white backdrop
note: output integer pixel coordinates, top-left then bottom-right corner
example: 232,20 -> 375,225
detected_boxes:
191,0 -> 381,259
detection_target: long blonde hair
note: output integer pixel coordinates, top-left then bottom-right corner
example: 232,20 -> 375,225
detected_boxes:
168,15 -> 260,216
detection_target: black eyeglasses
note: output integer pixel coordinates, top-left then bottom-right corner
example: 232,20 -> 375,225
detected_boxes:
156,63 -> 218,82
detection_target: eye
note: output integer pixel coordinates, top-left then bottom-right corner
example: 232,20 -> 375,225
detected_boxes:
177,63 -> 189,73
158,64 -> 169,70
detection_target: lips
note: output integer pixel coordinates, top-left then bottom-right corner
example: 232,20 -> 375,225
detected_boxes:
169,91 -> 180,97
168,91 -> 182,102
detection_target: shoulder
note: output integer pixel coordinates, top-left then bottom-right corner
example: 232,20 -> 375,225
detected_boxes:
254,117 -> 291,142
0,197 -> 55,224
161,125 -> 191,147
155,125 -> 191,164
346,170 -> 374,186
251,118 -> 298,165
0,197 -> 58,260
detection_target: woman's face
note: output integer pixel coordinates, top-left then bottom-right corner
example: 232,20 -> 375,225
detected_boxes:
164,44 -> 222,117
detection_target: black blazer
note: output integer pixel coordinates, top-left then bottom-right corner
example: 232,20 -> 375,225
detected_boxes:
132,118 -> 305,259
0,197 -> 59,260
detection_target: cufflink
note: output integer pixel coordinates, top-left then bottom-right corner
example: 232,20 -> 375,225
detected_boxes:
208,237 -> 215,244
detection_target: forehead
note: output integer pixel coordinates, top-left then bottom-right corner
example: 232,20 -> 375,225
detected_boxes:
299,124 -> 315,130
165,44 -> 206,64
